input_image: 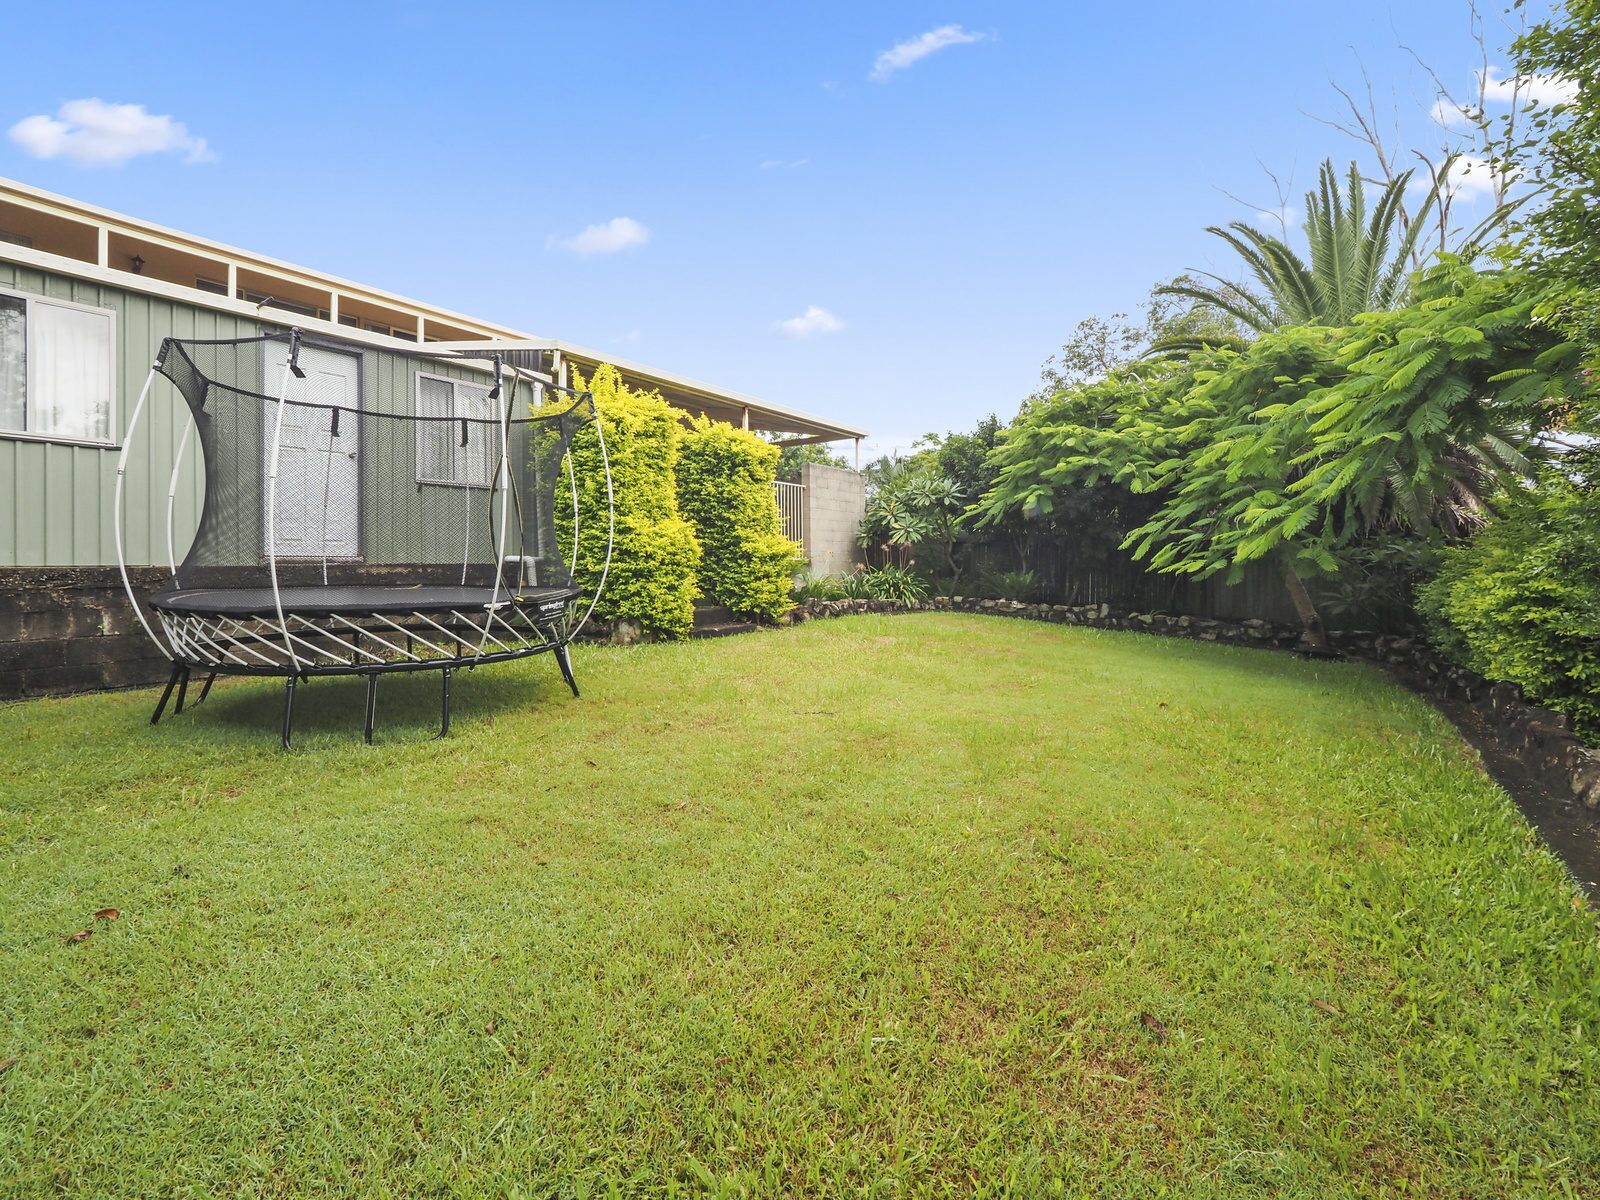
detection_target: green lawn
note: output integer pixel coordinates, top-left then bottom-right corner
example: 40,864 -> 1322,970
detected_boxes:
2,614 -> 1597,1197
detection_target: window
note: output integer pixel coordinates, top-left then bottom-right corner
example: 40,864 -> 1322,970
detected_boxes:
0,291 -> 115,444
237,289 -> 328,321
415,372 -> 497,488
194,277 -> 228,295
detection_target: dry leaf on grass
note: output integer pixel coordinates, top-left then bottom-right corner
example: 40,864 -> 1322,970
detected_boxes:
1140,1011 -> 1167,1042
1311,998 -> 1340,1016
93,908 -> 119,921
65,930 -> 92,944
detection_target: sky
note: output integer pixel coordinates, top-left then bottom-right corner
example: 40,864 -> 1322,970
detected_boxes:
0,1 -> 1562,458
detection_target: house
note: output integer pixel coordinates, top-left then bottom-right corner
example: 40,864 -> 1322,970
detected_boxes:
0,177 -> 867,698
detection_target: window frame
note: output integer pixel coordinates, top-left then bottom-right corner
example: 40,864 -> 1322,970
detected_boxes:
414,370 -> 498,490
0,285 -> 118,449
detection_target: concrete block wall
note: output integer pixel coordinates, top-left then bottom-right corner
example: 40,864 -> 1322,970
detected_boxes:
0,568 -> 171,699
799,463 -> 866,577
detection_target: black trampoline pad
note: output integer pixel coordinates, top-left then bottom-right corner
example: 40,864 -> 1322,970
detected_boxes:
149,584 -> 581,618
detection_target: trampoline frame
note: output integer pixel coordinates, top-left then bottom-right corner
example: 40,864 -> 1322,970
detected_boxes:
114,330 -> 615,747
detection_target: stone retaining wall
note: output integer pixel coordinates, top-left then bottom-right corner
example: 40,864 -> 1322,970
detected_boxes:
0,567 -> 171,699
791,594 -> 1600,813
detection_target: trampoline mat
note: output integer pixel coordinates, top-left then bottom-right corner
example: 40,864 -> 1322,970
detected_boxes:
149,584 -> 581,618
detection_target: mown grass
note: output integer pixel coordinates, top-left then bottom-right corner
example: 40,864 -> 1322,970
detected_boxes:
1,613 -> 1597,1197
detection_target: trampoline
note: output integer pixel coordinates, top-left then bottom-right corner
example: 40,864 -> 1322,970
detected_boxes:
114,329 -> 613,746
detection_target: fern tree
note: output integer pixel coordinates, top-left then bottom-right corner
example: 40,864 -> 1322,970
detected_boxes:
1151,157 -> 1519,355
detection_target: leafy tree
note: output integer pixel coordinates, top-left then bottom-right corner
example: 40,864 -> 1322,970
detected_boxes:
1029,280 -> 1243,405
862,452 -> 914,497
1513,0 -> 1599,368
923,414 -> 1003,499
974,261 -> 1582,646
858,488 -> 928,568
898,474 -> 967,582
774,440 -> 851,483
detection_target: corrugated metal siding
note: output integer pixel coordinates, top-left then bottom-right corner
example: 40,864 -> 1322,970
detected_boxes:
0,262 -> 257,567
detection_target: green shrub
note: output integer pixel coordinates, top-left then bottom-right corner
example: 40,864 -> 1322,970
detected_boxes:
835,571 -> 875,600
1419,472 -> 1600,737
677,416 -> 803,622
861,565 -> 929,604
557,364 -> 700,639
793,573 -> 847,602
976,568 -> 1042,601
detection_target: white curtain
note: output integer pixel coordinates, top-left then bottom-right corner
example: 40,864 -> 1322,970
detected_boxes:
416,376 -> 493,487
30,301 -> 112,441
0,296 -> 24,433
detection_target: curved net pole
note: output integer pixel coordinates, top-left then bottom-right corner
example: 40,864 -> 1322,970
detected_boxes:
164,415 -> 194,577
477,356 -> 512,657
265,331 -> 303,672
317,408 -> 335,587
458,408 -> 473,587
568,400 -> 615,642
114,357 -> 174,661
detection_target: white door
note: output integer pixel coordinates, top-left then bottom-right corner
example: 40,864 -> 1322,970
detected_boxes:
263,344 -> 361,559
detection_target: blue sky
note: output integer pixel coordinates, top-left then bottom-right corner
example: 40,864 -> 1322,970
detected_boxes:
0,1 -> 1558,456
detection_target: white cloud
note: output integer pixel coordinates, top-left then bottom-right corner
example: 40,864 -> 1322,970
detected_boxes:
774,305 -> 844,339
549,216 -> 650,256
1413,154 -> 1510,204
8,98 -> 214,166
1480,65 -> 1578,107
1256,204 -> 1300,232
760,158 -> 809,170
869,25 -> 986,82
1430,95 -> 1474,129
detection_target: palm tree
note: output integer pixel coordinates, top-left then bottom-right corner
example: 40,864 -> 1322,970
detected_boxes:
1151,157 -> 1519,355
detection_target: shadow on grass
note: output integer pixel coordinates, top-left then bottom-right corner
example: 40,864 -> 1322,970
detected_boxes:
157,657 -> 575,748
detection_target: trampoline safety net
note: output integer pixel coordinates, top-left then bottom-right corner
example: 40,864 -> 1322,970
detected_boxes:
115,329 -> 612,746
156,331 -> 586,597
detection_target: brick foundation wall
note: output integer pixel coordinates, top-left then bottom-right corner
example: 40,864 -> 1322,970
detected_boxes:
0,567 -> 172,699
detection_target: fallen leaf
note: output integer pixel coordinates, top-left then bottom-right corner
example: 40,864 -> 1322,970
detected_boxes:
585,759 -> 598,768
0,1057 -> 15,1075
1140,1012 -> 1167,1042
93,908 -> 119,921
484,1021 -> 496,1035
66,930 -> 92,944
1311,999 -> 1340,1016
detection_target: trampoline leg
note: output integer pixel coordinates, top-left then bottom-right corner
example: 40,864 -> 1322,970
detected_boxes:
197,672 -> 217,704
173,668 -> 191,715
151,663 -> 183,725
554,643 -> 579,698
363,674 -> 378,745
436,668 -> 452,739
281,675 -> 298,750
